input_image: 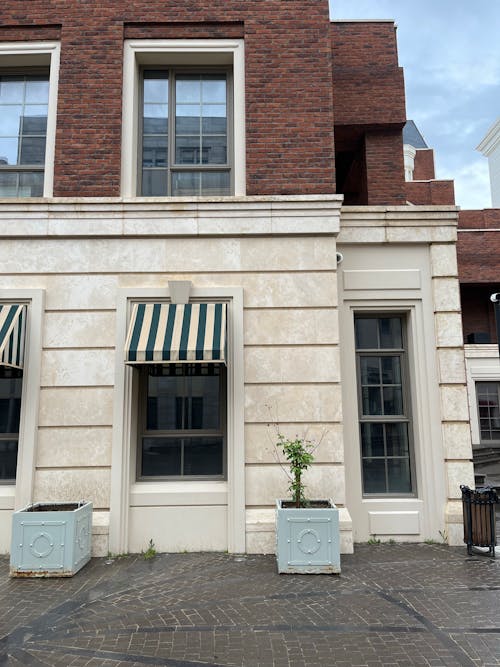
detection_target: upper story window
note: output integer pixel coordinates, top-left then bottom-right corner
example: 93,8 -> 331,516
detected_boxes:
0,72 -> 49,197
0,42 -> 60,198
140,69 -> 231,197
122,40 -> 245,198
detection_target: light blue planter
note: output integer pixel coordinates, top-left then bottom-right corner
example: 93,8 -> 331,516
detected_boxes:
10,501 -> 92,577
276,499 -> 340,574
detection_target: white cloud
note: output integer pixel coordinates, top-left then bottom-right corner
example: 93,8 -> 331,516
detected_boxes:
441,159 -> 491,209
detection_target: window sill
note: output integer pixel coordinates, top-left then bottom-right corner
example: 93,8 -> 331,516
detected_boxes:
0,485 -> 15,511
130,480 -> 228,507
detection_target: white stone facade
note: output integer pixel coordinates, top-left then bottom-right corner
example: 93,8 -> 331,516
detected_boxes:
0,197 -> 472,555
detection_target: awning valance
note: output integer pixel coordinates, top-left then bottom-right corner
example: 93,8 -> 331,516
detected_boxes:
124,302 -> 226,364
0,304 -> 26,370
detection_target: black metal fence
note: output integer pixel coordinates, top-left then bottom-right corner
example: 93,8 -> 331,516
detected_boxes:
461,485 -> 498,558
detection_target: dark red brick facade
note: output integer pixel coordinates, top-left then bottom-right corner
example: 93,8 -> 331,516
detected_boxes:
1,1 -> 423,203
458,210 -> 500,343
1,1 -> 337,197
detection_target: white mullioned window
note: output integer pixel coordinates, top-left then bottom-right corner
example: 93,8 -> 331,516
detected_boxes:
121,40 -> 245,198
0,42 -> 60,198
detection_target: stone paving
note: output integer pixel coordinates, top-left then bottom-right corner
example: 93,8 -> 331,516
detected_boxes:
1,544 -> 500,666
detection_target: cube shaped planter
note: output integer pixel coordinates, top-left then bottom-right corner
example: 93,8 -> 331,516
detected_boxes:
276,499 -> 340,574
10,501 -> 92,577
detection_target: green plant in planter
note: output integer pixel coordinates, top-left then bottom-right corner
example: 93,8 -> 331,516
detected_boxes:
276,432 -> 316,508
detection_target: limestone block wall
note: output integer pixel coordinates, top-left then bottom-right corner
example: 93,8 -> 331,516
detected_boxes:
0,196 -> 346,556
338,206 -> 474,545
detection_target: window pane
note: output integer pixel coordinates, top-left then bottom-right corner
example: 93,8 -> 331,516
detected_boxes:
25,78 -> 49,103
143,105 -> 168,134
19,171 -> 44,196
143,74 -> 168,104
22,106 -> 48,132
175,135 -> 202,165
202,76 -> 226,103
381,356 -> 401,384
385,423 -> 409,456
383,386 -> 403,415
171,171 -> 200,196
0,376 -> 22,433
362,386 -> 382,415
142,169 -> 168,196
0,105 -> 23,137
387,458 -> 411,493
201,171 -> 231,195
142,135 -> 167,168
0,137 -> 19,165
20,136 -> 46,165
176,76 -> 201,104
355,318 -> 378,349
0,440 -> 18,480
361,422 -> 385,457
362,458 -> 386,493
201,135 -> 227,164
0,171 -> 17,196
141,437 -> 182,476
0,77 -> 23,103
360,357 -> 380,385
202,105 -> 227,133
379,317 -> 402,348
183,437 -> 223,475
146,365 -> 220,430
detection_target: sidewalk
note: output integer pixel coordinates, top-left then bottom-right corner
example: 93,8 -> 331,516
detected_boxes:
1,544 -> 499,666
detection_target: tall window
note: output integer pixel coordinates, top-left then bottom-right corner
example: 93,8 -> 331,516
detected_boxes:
0,369 -> 22,482
355,314 -> 414,495
140,69 -> 231,196
476,382 -> 500,443
0,72 -> 49,197
138,363 -> 226,479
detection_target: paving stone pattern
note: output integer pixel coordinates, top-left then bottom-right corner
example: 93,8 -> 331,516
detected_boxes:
1,544 -> 500,666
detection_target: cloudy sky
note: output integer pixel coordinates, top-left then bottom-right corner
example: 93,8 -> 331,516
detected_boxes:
329,0 -> 499,209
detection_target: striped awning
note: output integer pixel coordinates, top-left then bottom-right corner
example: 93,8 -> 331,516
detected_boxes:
124,302 -> 226,364
0,304 -> 27,370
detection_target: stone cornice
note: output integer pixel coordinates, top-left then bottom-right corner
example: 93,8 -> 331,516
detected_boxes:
0,195 -> 343,238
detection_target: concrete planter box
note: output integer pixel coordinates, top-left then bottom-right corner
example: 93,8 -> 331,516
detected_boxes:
10,501 -> 92,577
276,499 -> 340,574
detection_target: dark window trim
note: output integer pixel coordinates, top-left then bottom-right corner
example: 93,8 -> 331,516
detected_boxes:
355,313 -> 417,498
476,381 -> 500,445
138,65 -> 233,196
136,362 -> 227,481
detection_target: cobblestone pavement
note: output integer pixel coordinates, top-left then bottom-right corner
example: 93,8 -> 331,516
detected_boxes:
1,544 -> 500,666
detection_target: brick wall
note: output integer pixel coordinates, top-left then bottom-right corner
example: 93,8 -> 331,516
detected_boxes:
458,210 -> 500,282
405,180 -> 455,205
330,21 -> 407,205
330,21 -> 406,126
365,130 -> 406,205
0,1 -> 335,197
413,149 -> 435,180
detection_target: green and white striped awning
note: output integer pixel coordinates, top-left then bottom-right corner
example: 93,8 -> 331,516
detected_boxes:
0,304 -> 26,370
124,302 -> 226,364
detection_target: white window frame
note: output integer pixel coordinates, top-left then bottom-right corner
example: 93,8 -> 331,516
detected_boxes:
110,286 -> 245,554
0,289 -> 44,514
0,42 -> 60,198
121,39 -> 246,198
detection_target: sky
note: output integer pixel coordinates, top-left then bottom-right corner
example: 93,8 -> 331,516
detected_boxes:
329,0 -> 500,209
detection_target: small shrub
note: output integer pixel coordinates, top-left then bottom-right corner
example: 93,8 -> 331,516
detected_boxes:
142,539 -> 157,560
